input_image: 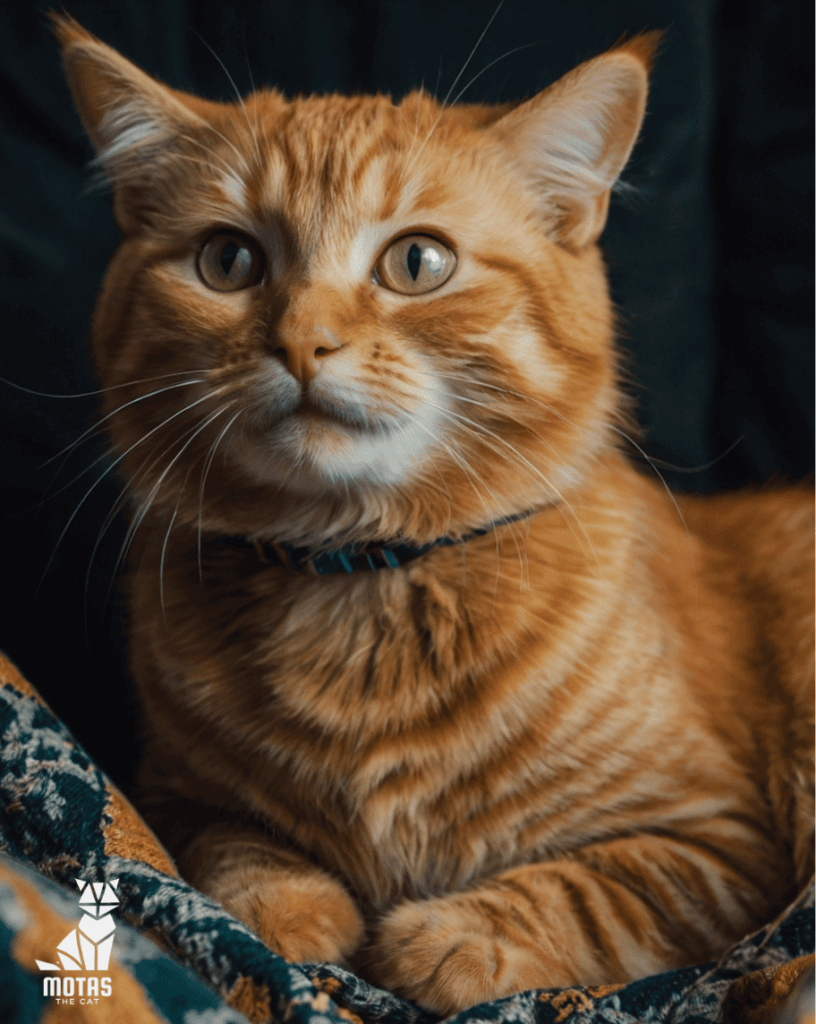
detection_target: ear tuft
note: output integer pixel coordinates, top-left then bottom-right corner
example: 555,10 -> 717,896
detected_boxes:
611,30 -> 663,74
49,10 -> 97,50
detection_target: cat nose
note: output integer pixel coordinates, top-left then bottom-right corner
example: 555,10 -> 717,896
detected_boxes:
271,330 -> 343,384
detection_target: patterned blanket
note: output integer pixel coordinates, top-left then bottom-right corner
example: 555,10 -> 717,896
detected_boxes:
0,650 -> 812,1024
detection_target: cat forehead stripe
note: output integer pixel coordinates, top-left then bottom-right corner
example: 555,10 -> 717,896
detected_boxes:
255,104 -> 415,239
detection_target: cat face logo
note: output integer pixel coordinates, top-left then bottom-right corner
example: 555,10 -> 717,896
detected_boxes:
36,878 -> 120,972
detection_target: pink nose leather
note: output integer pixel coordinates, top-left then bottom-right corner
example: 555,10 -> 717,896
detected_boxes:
271,332 -> 343,383
271,283 -> 348,383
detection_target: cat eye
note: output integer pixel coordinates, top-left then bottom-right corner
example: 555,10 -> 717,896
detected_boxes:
375,234 -> 456,295
197,233 -> 265,292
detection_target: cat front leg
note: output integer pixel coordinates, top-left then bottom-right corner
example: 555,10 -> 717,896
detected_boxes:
368,830 -> 776,1014
180,822 -> 365,965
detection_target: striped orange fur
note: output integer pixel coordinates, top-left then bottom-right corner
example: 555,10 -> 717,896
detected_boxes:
55,16 -> 814,1014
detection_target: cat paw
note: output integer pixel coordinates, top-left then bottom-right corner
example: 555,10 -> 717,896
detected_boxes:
222,868 -> 365,965
368,894 -> 557,1014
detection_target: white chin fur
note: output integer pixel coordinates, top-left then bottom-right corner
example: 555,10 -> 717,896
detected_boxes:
229,366 -> 450,491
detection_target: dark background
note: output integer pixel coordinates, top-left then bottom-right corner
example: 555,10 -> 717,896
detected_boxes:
0,0 -> 812,791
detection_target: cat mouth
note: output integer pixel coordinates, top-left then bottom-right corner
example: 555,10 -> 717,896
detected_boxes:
235,379 -> 445,486
287,395 -> 376,434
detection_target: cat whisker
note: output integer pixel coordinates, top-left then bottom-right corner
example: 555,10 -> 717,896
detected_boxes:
28,445 -> 117,513
424,399 -> 601,573
197,122 -> 251,178
435,372 -> 564,415
437,371 -> 612,468
442,390 -> 566,462
174,135 -> 247,189
197,407 -> 245,582
438,373 -> 695,582
456,430 -> 535,587
606,424 -> 697,589
439,0 -> 506,112
158,432 -> 224,624
85,458 -> 139,622
444,371 -> 692,563
173,149 -> 246,186
241,25 -> 259,98
159,505 -> 180,623
32,378 -> 207,519
36,377 -> 205,478
439,372 -> 632,464
401,414 -> 455,534
93,413 -> 212,609
400,0 -> 505,181
457,435 -> 533,592
236,23 -> 265,155
619,432 -> 746,475
39,388 -> 227,592
405,77 -> 427,168
408,414 -> 528,595
449,42 -> 540,108
114,400 -> 238,599
190,29 -> 265,172
0,367 -> 201,402
410,417 -> 493,525
177,129 -> 250,187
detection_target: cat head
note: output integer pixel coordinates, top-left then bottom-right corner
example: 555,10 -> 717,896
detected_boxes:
55,15 -> 655,549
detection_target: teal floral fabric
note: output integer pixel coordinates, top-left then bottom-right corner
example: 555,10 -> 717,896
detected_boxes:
0,659 -> 812,1023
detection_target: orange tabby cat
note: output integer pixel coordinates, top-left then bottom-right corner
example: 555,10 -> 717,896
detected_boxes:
55,15 -> 813,1015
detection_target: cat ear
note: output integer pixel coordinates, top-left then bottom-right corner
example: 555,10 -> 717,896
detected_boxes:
489,34 -> 659,249
52,14 -> 209,230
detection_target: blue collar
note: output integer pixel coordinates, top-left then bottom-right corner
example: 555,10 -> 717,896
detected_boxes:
241,508 -> 538,576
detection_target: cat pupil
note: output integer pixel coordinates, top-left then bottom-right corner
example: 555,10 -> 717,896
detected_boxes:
220,241 -> 241,277
407,243 -> 422,281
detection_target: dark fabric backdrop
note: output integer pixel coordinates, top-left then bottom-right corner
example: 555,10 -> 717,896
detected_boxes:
0,0 -> 812,790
